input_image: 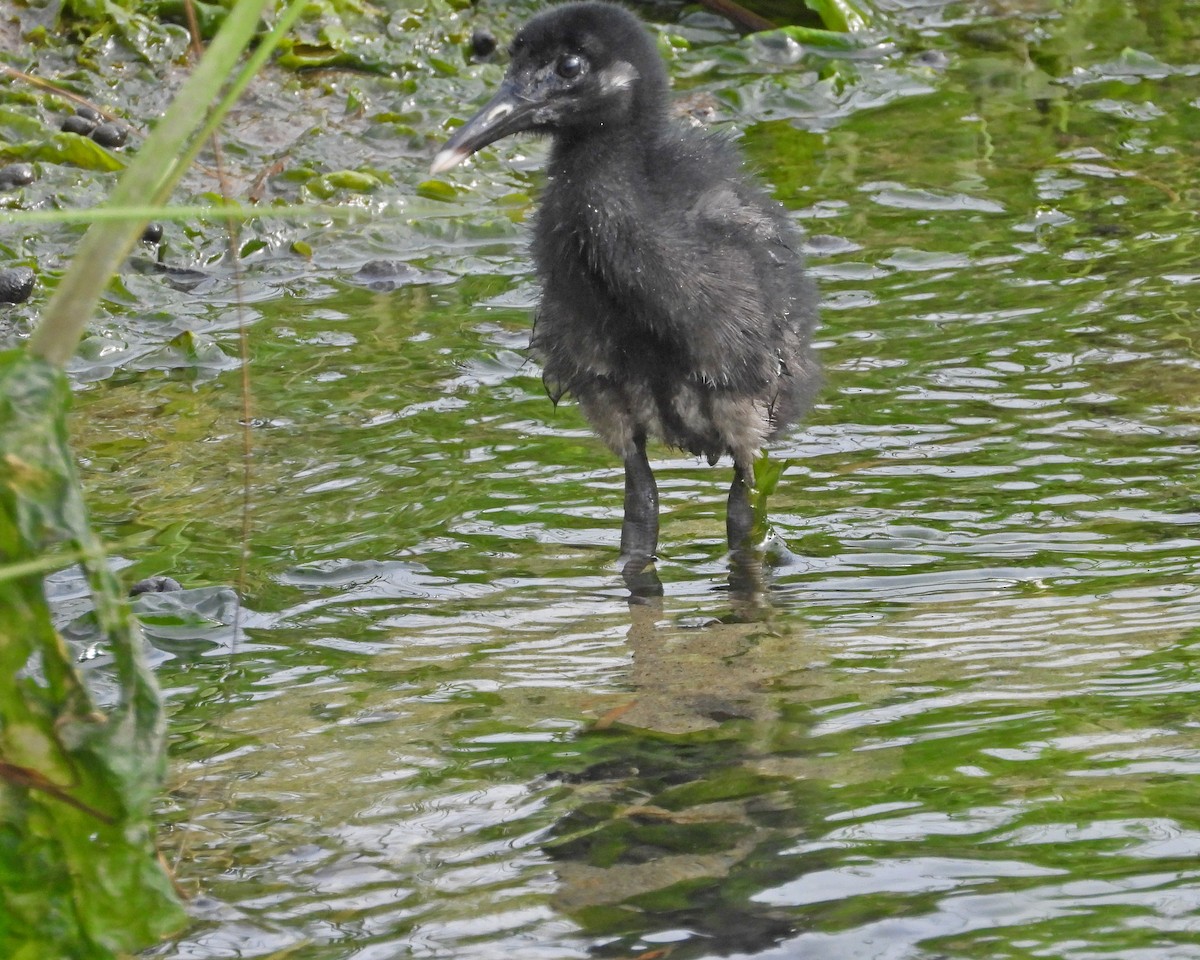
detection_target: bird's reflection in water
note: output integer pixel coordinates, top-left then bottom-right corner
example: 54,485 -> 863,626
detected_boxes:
545,557 -> 818,957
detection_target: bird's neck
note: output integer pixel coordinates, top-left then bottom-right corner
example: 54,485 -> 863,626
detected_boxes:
548,118 -> 655,188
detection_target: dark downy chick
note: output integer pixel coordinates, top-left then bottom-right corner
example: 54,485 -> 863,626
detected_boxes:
433,1 -> 819,574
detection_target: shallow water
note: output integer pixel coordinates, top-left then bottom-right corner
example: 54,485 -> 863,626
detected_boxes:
16,0 -> 1200,957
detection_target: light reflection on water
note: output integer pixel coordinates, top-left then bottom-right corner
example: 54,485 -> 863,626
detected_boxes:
41,1 -> 1200,958
139,543 -> 1200,958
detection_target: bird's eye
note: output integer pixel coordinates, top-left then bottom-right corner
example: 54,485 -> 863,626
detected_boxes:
556,53 -> 584,79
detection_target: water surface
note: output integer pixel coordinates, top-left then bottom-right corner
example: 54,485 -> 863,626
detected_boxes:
20,0 -> 1200,957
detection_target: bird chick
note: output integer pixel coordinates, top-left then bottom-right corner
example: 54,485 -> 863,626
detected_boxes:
433,1 -> 819,574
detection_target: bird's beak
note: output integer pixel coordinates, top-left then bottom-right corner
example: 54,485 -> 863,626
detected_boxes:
431,78 -> 539,174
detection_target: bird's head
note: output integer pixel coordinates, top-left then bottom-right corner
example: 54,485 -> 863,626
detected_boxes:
431,2 -> 667,174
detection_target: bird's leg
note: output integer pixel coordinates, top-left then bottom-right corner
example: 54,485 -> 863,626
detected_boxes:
620,433 -> 659,575
727,458 -> 766,604
726,459 -> 755,553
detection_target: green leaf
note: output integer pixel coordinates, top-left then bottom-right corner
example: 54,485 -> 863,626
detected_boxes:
753,25 -> 867,52
1,133 -> 128,173
148,0 -> 231,39
0,351 -> 187,957
0,107 -> 46,142
751,452 -> 785,542
322,169 -> 383,192
417,179 -> 459,203
804,0 -> 872,32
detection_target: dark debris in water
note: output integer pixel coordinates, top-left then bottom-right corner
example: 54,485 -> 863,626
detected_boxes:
470,27 -> 497,61
129,575 -> 183,596
350,258 -> 452,290
154,264 -> 211,293
61,113 -> 97,136
90,121 -> 129,149
0,162 -> 36,187
0,266 -> 35,304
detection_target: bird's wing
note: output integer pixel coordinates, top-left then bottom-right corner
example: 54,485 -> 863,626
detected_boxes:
583,178 -> 797,389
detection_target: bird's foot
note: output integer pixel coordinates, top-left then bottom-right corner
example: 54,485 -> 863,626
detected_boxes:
619,550 -> 663,600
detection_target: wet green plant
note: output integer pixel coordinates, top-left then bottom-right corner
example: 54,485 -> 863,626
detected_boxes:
0,0 -> 306,955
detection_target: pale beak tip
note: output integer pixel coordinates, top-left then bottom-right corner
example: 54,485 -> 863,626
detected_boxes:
430,148 -> 469,176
